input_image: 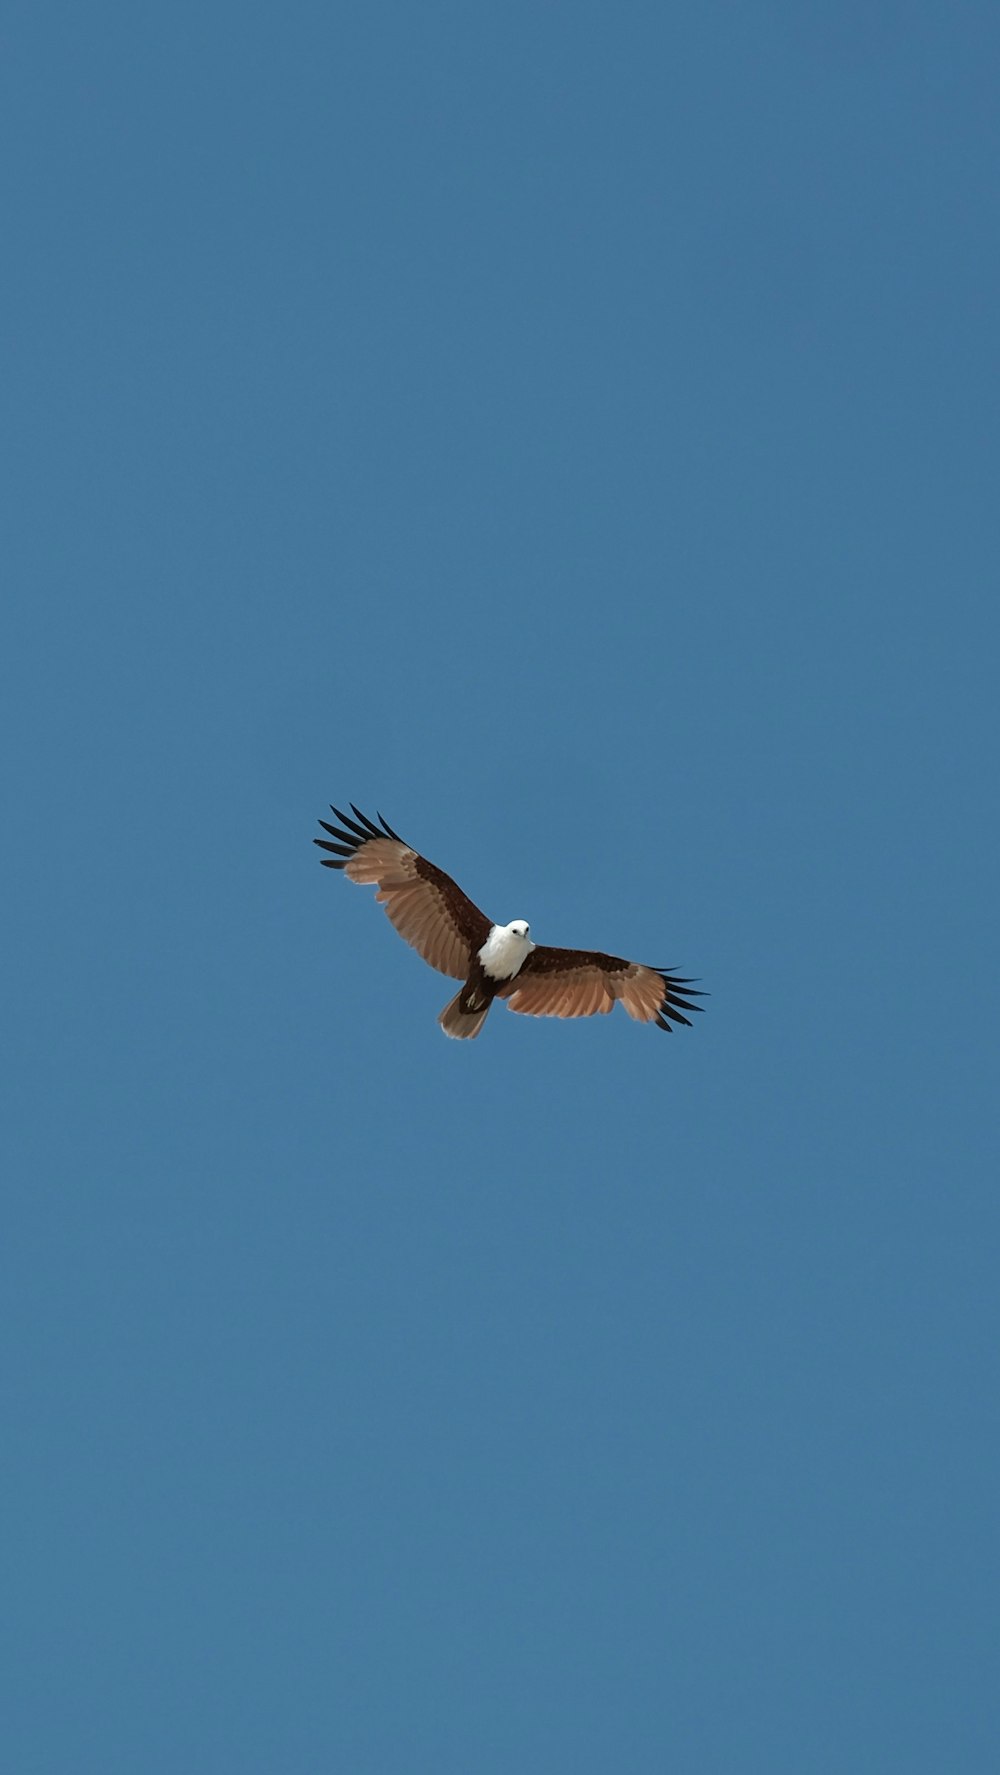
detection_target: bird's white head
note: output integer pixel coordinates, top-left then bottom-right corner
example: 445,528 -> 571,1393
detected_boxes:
479,918 -> 535,981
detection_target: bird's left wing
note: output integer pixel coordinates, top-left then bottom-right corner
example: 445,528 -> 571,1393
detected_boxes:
315,804 -> 491,980
497,947 -> 704,1031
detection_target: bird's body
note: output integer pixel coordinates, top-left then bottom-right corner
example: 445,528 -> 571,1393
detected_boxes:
438,920 -> 536,1039
314,803 -> 704,1041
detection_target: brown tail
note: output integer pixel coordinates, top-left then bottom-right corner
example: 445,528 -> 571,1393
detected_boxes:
438,988 -> 491,1041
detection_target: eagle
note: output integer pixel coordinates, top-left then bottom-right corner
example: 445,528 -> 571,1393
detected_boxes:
314,803 -> 705,1041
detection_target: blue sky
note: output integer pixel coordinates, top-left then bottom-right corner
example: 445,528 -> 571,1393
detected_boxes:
3,3 -> 998,1769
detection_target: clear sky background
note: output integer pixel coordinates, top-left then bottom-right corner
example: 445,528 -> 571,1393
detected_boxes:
3,3 -> 998,1770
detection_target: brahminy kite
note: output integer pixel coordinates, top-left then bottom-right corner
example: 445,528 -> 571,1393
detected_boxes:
314,803 -> 705,1041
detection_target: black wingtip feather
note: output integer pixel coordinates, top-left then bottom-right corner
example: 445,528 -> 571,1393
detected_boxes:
330,805 -> 369,839
321,816 -> 364,844
351,804 -> 383,837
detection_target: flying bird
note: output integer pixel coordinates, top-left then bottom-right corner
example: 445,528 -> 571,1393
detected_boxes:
314,803 -> 705,1041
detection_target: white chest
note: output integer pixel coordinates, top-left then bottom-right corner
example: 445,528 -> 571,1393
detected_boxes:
479,923 -> 534,981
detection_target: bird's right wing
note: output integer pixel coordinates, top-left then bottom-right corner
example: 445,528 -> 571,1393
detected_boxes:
497,946 -> 704,1031
315,805 -> 491,980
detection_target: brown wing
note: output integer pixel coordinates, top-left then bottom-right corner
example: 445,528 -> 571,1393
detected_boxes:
314,804 -> 491,980
497,946 -> 704,1031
